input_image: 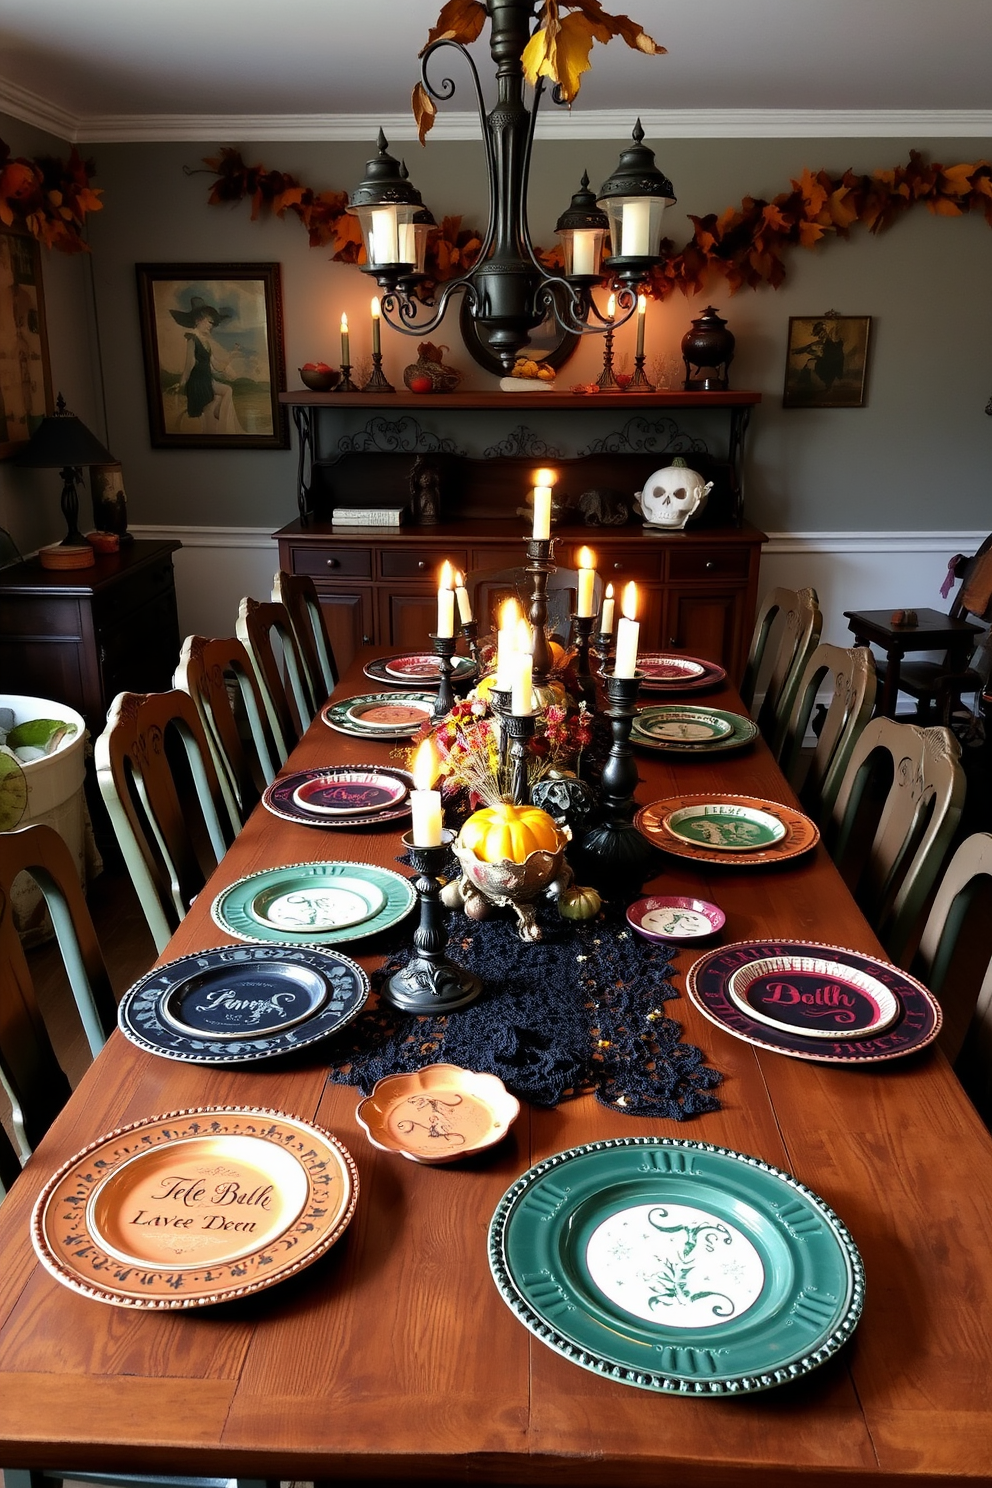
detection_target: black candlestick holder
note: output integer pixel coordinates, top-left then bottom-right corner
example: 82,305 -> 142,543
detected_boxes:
384,830 -> 483,1013
591,629 -> 614,672
488,682 -> 513,777
579,671 -> 652,877
570,612 -> 596,707
523,535 -> 556,684
459,617 -> 482,672
503,711 -> 536,806
596,323 -> 620,391
337,362 -> 359,393
361,351 -> 394,394
629,353 -> 654,391
430,632 -> 457,720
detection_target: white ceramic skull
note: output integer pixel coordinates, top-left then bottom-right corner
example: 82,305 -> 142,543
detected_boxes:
636,458 -> 713,530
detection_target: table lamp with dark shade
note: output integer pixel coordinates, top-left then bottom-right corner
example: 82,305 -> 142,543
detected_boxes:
15,392 -> 116,569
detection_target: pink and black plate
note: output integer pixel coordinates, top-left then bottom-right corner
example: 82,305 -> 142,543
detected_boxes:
262,766 -> 413,830
637,653 -> 727,693
687,938 -> 942,1064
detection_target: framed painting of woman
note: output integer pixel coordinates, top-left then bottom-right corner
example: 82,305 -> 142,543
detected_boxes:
136,263 -> 289,448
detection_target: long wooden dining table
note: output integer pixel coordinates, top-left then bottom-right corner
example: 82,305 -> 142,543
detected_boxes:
2,649 -> 992,1488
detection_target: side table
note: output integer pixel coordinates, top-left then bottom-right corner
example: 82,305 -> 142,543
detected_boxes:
844,606 -> 981,719
0,541 -> 181,736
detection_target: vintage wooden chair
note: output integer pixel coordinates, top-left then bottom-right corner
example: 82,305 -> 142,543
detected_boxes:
174,634 -> 280,831
272,569 -> 339,702
95,690 -> 235,954
465,564 -> 604,642
236,595 -> 314,759
739,586 -> 823,756
826,717 -> 966,962
0,823 -> 118,1180
779,643 -> 877,822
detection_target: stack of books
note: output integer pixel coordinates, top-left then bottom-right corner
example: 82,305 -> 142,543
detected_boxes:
330,507 -> 406,527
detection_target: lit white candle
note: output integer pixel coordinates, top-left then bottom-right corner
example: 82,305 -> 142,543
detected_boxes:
410,737 -> 443,847
613,581 -> 640,677
599,581 -> 616,636
532,467 -> 555,541
454,569 -> 472,624
571,230 -> 597,276
636,293 -> 647,359
436,559 -> 455,638
340,312 -> 350,366
371,297 -> 381,356
621,199 -> 652,256
510,619 -> 534,715
606,292 -> 616,322
370,207 -> 398,264
398,221 -> 417,265
495,598 -> 521,689
576,545 -> 597,618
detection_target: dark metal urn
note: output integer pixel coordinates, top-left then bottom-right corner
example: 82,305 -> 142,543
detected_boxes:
682,305 -> 735,391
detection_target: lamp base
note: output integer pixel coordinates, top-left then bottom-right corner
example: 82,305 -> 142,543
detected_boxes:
38,541 -> 95,570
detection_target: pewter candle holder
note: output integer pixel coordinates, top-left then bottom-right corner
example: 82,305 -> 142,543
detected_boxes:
488,683 -> 512,777
629,353 -> 654,391
459,617 -> 482,672
596,322 -> 620,391
570,612 -> 596,707
384,830 -> 482,1013
523,535 -> 556,685
361,351 -> 394,394
430,632 -> 457,720
591,629 -> 614,672
580,671 -> 652,877
337,362 -> 359,393
503,711 -> 536,806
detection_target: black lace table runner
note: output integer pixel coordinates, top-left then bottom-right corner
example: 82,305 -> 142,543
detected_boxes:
324,908 -> 722,1118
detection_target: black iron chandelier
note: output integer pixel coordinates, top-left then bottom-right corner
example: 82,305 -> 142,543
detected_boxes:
346,0 -> 676,373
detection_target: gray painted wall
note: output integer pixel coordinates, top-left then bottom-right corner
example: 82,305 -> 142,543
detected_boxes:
6,126 -> 992,548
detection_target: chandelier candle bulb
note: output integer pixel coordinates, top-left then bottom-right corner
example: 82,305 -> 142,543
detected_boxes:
340,313 -> 350,366
621,200 -> 652,257
600,582 -> 616,636
454,569 -> 473,624
370,207 -> 399,265
371,297 -> 381,356
410,738 -> 443,848
636,294 -> 647,360
614,581 -> 640,677
577,546 -> 597,618
571,232 -> 598,277
437,560 -> 455,638
607,293 -> 616,322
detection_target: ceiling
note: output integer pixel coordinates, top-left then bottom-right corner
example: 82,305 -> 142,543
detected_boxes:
1,0 -> 991,141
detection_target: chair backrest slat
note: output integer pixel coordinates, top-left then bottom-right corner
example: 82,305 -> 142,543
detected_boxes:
780,643 -> 877,821
740,586 -> 823,754
272,570 -> 339,701
236,596 -> 314,758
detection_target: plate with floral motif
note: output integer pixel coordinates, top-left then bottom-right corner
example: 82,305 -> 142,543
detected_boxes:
211,860 -> 415,947
262,766 -> 413,830
687,939 -> 941,1063
489,1137 -> 864,1394
118,943 -> 369,1063
356,1064 -> 521,1165
31,1105 -> 358,1308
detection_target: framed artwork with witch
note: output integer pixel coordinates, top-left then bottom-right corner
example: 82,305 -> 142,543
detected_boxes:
135,263 -> 289,448
783,313 -> 871,409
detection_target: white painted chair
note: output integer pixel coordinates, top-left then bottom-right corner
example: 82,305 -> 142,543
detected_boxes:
236,595 -> 314,760
779,643 -> 877,822
740,586 -> 823,757
272,569 -> 339,702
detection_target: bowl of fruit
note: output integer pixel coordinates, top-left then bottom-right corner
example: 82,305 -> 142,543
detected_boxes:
298,361 -> 340,392
499,356 -> 556,392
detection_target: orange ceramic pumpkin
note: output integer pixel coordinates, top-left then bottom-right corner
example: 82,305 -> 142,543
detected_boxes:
459,802 -> 560,863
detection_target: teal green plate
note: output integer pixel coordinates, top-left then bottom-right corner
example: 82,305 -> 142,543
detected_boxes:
489,1137 -> 864,1395
632,705 -> 757,755
211,860 -> 415,947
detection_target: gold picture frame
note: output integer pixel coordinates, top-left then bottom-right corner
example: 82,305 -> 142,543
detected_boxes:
783,314 -> 871,409
0,224 -> 53,458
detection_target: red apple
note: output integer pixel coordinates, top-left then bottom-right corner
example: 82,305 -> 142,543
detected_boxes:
408,375 -> 433,394
302,360 -> 332,372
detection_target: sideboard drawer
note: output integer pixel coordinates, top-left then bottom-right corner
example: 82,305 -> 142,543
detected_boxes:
290,545 -> 372,579
668,546 -> 751,582
576,548 -> 663,582
381,548 -> 467,579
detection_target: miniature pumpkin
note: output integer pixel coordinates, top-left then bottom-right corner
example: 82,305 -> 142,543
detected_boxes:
459,801 -> 560,863
558,884 -> 602,921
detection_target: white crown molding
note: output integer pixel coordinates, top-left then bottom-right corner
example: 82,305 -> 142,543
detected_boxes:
3,84 -> 992,145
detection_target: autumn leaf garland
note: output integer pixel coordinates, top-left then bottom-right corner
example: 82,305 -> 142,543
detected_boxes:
0,139 -> 102,252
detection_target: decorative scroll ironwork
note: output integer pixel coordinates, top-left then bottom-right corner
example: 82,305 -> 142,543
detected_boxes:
578,417 -> 708,458
482,425 -> 562,459
335,416 -> 463,456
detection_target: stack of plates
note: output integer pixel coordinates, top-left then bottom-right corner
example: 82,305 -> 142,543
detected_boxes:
262,765 -> 413,829
632,705 -> 758,754
321,692 -> 435,740
211,860 -> 416,947
638,653 -> 726,693
635,794 -> 819,866
364,652 -> 476,688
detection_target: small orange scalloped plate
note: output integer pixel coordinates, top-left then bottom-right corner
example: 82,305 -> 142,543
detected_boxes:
356,1064 -> 521,1165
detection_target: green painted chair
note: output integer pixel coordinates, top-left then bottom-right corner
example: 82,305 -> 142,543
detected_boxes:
826,718 -> 966,962
273,568 -> 339,702
740,586 -> 823,757
174,634 -> 280,832
913,832 -> 992,1063
95,690 -> 235,954
779,643 -> 877,822
0,822 -> 117,1185
236,595 -> 314,761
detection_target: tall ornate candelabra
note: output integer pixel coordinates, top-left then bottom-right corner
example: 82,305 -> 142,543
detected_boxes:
523,535 -> 556,684
430,632 -> 457,721
570,612 -> 596,706
459,616 -> 482,672
503,712 -> 536,806
580,672 -> 652,877
385,830 -> 482,1013
488,683 -> 513,777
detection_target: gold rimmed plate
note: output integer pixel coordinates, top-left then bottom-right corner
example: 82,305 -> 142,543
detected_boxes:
31,1106 -> 358,1308
635,794 -> 819,867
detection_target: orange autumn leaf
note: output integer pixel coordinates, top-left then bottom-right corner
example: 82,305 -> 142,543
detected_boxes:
522,9 -> 595,101
826,186 -> 859,231
560,0 -> 664,54
928,197 -> 964,216
761,202 -> 792,234
795,167 -> 828,218
798,220 -> 826,247
421,0 -> 487,50
412,81 -> 437,145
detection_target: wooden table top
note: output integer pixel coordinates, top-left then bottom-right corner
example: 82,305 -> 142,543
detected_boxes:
2,655 -> 992,1487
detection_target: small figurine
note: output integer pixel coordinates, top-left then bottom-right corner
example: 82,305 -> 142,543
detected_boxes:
410,455 -> 441,525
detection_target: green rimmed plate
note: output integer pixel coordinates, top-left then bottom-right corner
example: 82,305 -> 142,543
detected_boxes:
489,1137 -> 864,1396
321,692 -> 435,740
632,706 -> 758,755
211,860 -> 415,947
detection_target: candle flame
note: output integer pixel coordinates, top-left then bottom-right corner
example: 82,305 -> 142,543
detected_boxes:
371,297 -> 381,319
515,618 -> 534,654
340,312 -> 348,331
605,581 -> 614,598
454,568 -> 465,588
577,545 -> 595,571
412,737 -> 438,792
607,293 -> 616,320
533,468 -> 557,488
621,581 -> 638,620
637,293 -> 647,314
499,597 -> 521,631
439,560 -> 454,589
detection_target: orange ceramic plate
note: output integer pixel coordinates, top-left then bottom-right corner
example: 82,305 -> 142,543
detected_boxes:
356,1064 -> 521,1165
635,793 -> 819,867
32,1106 -> 358,1308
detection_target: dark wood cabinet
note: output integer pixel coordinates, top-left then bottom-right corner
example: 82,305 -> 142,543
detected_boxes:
0,541 -> 181,734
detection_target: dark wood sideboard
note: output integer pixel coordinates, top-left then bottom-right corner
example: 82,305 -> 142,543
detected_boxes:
0,540 -> 181,735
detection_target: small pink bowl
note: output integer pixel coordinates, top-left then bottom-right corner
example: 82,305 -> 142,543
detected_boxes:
626,894 -> 726,944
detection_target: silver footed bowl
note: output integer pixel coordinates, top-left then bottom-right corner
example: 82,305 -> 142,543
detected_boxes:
448,824 -> 572,941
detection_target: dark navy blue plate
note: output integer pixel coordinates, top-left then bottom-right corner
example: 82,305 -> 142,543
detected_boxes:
118,944 -> 369,1064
